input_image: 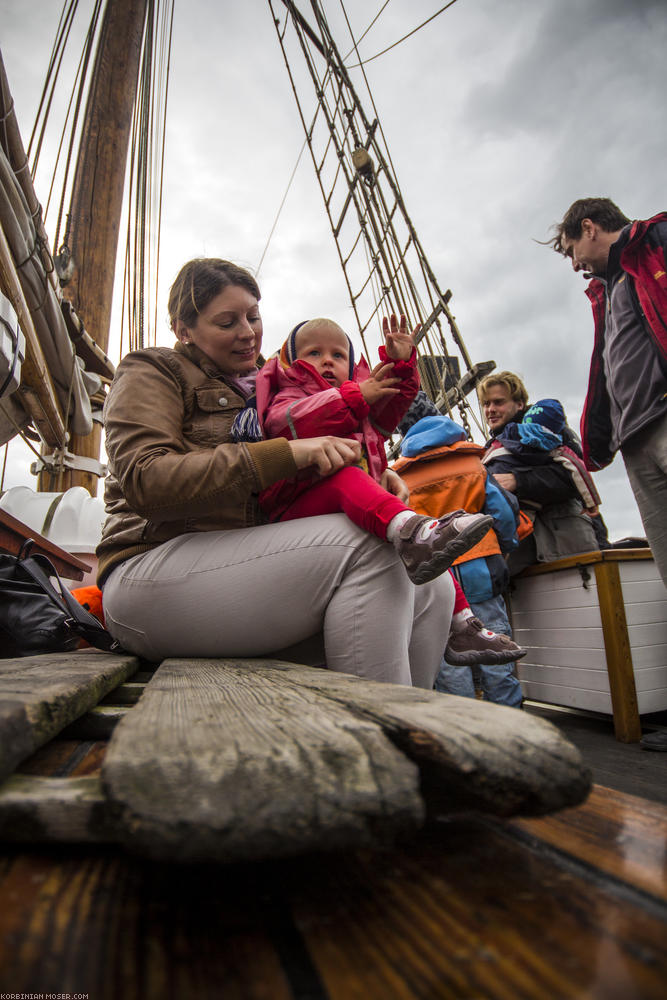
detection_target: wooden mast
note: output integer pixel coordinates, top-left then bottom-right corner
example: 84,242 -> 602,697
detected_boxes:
46,0 -> 149,496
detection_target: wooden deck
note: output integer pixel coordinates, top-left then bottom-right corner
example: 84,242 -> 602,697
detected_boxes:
525,701 -> 667,806
0,653 -> 665,998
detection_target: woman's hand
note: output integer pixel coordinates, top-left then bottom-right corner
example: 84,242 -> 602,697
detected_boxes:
288,436 -> 362,477
359,361 -> 401,405
380,468 -> 411,503
383,313 -> 420,361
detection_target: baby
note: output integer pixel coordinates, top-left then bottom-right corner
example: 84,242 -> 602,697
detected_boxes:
254,316 -> 492,585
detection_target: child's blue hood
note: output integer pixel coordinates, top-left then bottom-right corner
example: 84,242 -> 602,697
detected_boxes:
401,415 -> 466,457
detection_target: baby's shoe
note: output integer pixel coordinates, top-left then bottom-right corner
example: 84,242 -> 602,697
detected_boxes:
446,617 -> 527,665
394,511 -> 494,585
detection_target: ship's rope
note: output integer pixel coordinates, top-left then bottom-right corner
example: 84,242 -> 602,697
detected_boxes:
346,0 -> 461,68
342,1 -> 391,61
123,0 -> 175,353
29,0 -> 105,255
334,0 -> 484,437
256,137 -> 308,279
26,0 -> 173,358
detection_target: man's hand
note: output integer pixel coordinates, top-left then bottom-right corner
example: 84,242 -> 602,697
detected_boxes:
383,313 -> 419,361
359,361 -> 401,405
494,473 -> 517,493
288,436 -> 361,477
380,468 -> 411,503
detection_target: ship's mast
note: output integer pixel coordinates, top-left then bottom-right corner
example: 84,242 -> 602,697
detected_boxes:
47,0 -> 149,495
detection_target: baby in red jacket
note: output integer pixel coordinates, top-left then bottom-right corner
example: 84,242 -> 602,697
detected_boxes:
254,315 -> 492,585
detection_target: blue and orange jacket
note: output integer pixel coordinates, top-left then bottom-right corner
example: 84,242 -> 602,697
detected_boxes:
393,416 -> 527,603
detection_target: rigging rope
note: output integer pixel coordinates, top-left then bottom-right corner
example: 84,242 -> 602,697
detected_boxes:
342,0 -> 392,61
255,137 -> 308,279
346,0 -> 461,68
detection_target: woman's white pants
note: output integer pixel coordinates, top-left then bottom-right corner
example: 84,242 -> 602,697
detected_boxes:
102,514 -> 454,688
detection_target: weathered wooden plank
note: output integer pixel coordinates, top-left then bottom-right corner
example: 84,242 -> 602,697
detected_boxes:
0,651 -> 139,781
0,775 -> 116,843
103,658 -> 425,862
241,660 -> 592,816
103,659 -> 591,863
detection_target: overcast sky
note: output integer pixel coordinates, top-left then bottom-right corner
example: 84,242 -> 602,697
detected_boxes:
2,0 -> 666,541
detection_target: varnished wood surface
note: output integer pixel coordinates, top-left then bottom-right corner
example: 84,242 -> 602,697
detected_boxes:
0,793 -> 665,999
594,561 -> 641,742
512,784 -> 667,904
0,507 -> 91,579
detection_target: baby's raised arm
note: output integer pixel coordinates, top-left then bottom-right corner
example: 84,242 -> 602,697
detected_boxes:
383,313 -> 420,361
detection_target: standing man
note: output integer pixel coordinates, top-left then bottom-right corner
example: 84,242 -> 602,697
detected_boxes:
550,198 -> 667,588
478,371 -> 599,573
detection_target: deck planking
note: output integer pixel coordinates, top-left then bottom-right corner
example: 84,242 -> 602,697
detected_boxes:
510,784 -> 667,905
525,703 -> 667,805
0,794 -> 665,999
0,651 -> 665,997
0,650 -> 139,781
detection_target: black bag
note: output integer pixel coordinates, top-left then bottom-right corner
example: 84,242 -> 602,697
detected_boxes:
0,539 -> 121,658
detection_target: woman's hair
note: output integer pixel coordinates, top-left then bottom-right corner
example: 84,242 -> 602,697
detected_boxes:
168,259 -> 261,331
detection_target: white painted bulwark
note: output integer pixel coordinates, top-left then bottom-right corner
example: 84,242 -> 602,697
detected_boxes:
511,551 -> 667,716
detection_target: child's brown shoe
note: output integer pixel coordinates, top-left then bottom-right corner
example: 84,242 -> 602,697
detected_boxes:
446,617 -> 527,665
394,511 -> 494,585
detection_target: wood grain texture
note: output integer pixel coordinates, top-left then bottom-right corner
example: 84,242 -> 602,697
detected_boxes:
289,816 -> 667,1000
0,651 -> 139,781
511,783 -> 667,904
103,659 -> 591,863
237,659 -> 592,815
1,792 -> 665,1000
103,658 -> 424,862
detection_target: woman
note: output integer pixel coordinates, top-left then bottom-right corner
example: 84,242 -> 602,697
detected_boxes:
98,258 -> 454,687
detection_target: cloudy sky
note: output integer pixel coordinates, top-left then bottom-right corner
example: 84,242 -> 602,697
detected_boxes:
2,0 -> 666,541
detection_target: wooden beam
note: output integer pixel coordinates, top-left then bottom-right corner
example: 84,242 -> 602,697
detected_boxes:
59,0 -> 149,494
0,507 -> 91,580
594,561 -> 641,743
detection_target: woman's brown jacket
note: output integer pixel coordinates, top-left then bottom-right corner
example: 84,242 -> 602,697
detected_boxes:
96,342 -> 297,584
